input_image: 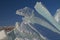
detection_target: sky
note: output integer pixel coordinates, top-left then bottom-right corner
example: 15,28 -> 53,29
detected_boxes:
0,0 -> 60,26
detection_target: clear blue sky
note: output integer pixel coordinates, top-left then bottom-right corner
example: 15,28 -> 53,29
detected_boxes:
0,0 -> 60,26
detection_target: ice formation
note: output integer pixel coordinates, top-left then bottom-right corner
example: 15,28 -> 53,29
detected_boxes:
15,2 -> 60,39
54,9 -> 60,24
0,2 -> 60,40
16,5 -> 60,34
16,6 -> 48,40
34,2 -> 60,32
14,22 -> 47,40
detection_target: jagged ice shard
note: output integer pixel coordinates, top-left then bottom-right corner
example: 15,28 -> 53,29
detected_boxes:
34,2 -> 60,32
16,6 -> 60,34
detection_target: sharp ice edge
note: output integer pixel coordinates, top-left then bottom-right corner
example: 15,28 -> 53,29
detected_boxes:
34,2 -> 60,31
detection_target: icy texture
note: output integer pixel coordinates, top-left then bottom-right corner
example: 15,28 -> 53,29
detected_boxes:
14,22 -> 47,40
16,6 -> 60,34
34,2 -> 60,31
1,2 -> 60,40
31,17 -> 60,34
54,9 -> 60,24
16,7 -> 34,17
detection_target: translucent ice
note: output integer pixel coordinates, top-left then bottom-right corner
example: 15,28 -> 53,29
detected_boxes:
14,22 -> 47,40
16,6 -> 60,34
34,2 -> 60,31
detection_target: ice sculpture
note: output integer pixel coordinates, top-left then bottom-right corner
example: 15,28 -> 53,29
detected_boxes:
54,9 -> 60,24
34,2 -> 60,32
16,6 -> 60,34
14,22 -> 47,40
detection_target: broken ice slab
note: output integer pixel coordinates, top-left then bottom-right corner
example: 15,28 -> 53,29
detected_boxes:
34,2 -> 60,31
54,9 -> 60,24
14,22 -> 47,40
0,30 -> 8,40
16,7 -> 60,34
